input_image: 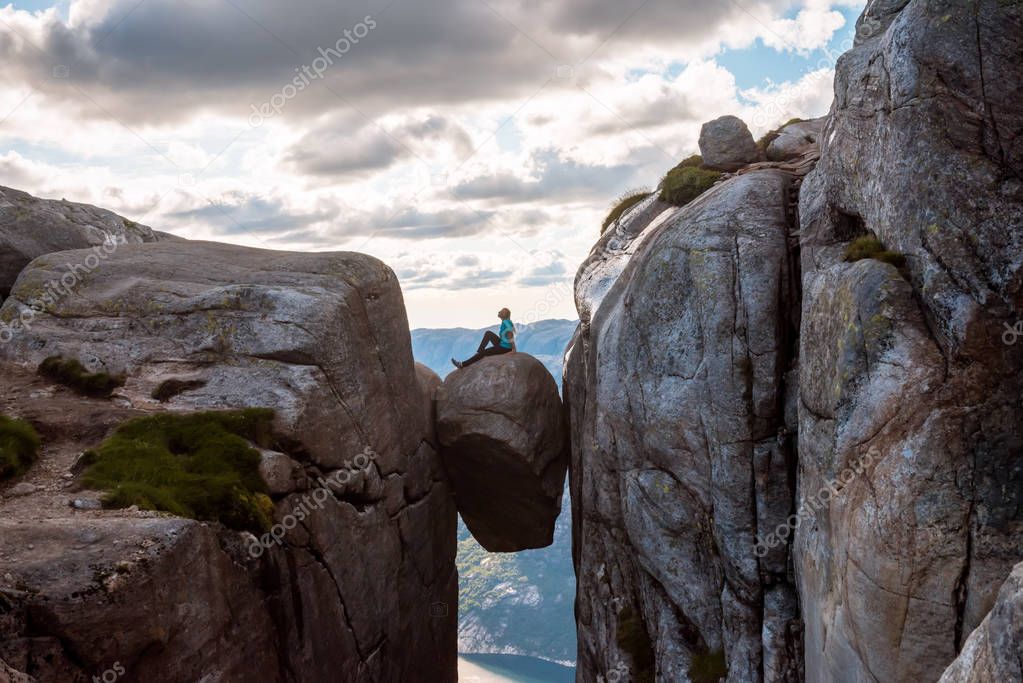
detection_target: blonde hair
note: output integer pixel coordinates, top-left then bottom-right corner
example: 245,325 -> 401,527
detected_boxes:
498,308 -> 511,319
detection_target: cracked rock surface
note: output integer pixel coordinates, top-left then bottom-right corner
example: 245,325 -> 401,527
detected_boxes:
0,186 -> 168,300
794,0 -> 1023,681
0,240 -> 457,682
436,352 -> 568,552
566,165 -> 807,682
939,561 -> 1023,683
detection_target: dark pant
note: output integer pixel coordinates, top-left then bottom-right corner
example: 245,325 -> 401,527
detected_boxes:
461,330 -> 512,367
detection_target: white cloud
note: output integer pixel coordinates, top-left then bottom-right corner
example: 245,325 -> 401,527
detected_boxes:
0,0 -> 866,326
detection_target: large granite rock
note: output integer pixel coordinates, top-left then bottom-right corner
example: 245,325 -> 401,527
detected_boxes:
794,0 -> 1023,681
939,562 -> 1023,683
766,119 -> 823,162
436,352 -> 568,552
565,167 -> 806,681
1,659 -> 34,683
698,115 -> 760,171
0,240 -> 457,682
0,518 -> 279,683
0,186 -> 162,299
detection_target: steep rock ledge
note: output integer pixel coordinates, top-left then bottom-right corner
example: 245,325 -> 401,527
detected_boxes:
795,0 -> 1023,680
566,0 -> 1023,680
0,240 -> 457,682
566,163 -> 812,681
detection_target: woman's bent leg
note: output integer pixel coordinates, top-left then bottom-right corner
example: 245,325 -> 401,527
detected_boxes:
477,330 -> 502,353
461,345 -> 511,367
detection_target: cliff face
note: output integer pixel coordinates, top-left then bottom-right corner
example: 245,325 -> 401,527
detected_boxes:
0,241 -> 457,682
567,167 -> 809,680
565,0 -> 1023,681
796,0 -> 1023,680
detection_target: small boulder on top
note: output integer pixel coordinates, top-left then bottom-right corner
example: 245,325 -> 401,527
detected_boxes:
699,115 -> 760,171
435,353 -> 568,552
766,118 -> 824,162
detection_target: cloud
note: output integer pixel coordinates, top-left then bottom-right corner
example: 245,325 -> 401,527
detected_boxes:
452,149 -> 637,203
168,194 -> 336,235
286,114 -> 475,177
0,0 -> 854,126
390,248 -> 574,292
0,0 -> 867,327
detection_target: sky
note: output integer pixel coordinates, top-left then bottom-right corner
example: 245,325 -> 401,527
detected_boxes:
0,0 -> 866,328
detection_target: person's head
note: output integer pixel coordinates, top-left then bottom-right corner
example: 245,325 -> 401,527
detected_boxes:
498,307 -> 511,320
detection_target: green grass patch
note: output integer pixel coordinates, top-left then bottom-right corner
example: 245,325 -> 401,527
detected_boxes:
80,409 -> 276,533
843,236 -> 907,269
616,605 -> 656,682
152,378 -> 208,403
756,130 -> 780,153
689,649 -> 728,683
601,191 -> 652,234
756,118 -> 808,153
0,415 -> 40,482
659,165 -> 721,207
38,356 -> 125,398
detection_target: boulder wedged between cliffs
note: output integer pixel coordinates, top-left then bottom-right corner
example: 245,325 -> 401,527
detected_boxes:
435,352 -> 569,553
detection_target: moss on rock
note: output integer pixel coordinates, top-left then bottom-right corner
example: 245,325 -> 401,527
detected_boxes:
80,409 -> 277,533
616,604 -> 655,682
659,165 -> 721,207
152,378 -> 208,403
38,356 -> 126,398
602,191 -> 652,234
0,415 -> 40,482
843,236 -> 907,269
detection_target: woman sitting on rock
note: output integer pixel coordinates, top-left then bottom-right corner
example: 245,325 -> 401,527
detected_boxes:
452,308 -> 515,369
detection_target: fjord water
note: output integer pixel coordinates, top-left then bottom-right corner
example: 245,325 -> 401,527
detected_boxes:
458,654 -> 574,682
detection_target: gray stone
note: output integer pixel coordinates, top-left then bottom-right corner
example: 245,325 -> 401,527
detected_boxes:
257,449 -> 305,496
939,562 -> 1023,683
416,362 -> 442,447
794,0 -> 1023,680
3,483 -> 40,498
0,186 -> 160,298
0,518 -> 278,683
69,496 -> 103,510
565,169 -> 803,681
436,353 -> 568,552
0,239 -> 458,682
766,118 -> 823,162
698,115 -> 760,171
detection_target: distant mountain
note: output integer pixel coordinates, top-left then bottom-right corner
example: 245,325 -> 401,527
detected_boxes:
411,318 -> 577,389
411,319 -> 578,666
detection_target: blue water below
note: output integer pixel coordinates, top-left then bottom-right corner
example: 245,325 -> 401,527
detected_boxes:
457,654 -> 575,683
